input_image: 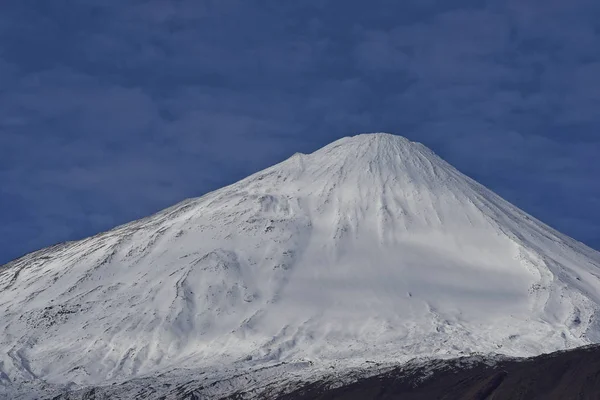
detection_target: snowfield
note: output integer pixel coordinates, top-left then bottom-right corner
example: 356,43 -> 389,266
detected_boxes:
1,133 -> 600,398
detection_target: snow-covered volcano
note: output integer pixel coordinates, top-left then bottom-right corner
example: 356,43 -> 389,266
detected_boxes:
2,133 -> 600,394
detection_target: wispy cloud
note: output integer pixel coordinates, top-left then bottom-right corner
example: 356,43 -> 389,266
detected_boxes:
1,0 -> 599,263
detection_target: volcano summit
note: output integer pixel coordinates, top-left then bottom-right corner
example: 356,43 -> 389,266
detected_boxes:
2,133 -> 600,398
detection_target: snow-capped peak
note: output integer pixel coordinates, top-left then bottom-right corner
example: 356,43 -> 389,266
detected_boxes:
1,133 -> 600,396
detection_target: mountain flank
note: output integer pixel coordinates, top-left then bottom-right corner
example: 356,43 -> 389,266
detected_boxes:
2,133 -> 600,399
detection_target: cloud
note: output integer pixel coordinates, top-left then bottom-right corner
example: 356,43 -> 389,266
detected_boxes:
354,30 -> 410,72
1,0 -> 600,263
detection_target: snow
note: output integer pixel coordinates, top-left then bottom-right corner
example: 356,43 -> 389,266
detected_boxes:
1,133 -> 600,398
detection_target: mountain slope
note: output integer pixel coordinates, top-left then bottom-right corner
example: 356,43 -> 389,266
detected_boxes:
1,133 -> 600,396
33,345 -> 600,399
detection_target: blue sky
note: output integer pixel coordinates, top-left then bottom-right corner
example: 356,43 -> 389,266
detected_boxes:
1,0 -> 599,264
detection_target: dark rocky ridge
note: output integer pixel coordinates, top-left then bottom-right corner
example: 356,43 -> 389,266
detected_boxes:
276,345 -> 600,400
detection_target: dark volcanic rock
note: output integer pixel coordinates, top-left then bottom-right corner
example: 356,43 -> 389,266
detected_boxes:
278,345 -> 600,400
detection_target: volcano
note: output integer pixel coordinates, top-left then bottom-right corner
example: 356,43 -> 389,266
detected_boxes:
2,133 -> 600,399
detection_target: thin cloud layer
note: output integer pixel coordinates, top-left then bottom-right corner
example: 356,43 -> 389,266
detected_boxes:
0,0 -> 599,263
